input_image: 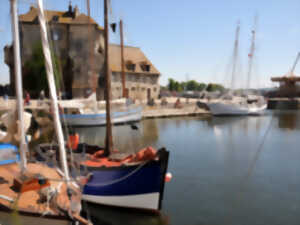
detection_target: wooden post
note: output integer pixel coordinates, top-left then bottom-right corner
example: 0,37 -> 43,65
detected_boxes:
104,0 -> 113,156
120,19 -> 126,98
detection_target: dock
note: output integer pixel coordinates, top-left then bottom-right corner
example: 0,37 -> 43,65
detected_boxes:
0,97 -> 211,119
267,98 -> 300,110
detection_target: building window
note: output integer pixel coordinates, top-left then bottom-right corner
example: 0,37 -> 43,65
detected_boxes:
131,87 -> 136,91
141,87 -> 145,91
52,29 -> 62,41
154,88 -> 157,92
135,75 -> 140,82
53,15 -> 59,22
112,73 -> 119,82
151,77 -> 157,84
126,60 -> 136,72
140,61 -> 151,72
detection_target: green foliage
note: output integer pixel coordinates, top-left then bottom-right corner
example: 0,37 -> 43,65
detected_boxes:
168,78 -> 176,91
23,42 -> 63,97
206,83 -> 225,92
167,78 -> 223,92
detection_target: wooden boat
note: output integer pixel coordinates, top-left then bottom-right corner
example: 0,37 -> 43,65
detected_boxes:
80,147 -> 169,211
0,144 -> 76,225
37,144 -> 170,211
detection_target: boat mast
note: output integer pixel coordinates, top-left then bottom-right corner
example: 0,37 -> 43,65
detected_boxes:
120,19 -> 126,98
104,0 -> 113,156
10,0 -> 27,172
36,0 -> 69,180
230,21 -> 240,90
246,16 -> 257,89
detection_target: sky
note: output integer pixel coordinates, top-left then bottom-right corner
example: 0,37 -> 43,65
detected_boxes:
0,0 -> 300,88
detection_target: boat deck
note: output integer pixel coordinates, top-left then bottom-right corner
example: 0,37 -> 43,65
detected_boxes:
0,163 -> 74,217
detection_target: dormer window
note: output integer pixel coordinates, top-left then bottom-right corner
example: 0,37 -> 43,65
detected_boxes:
140,61 -> 151,72
53,15 -> 59,22
126,60 -> 136,72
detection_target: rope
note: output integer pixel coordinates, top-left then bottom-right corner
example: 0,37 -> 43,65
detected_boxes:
85,160 -> 148,187
225,115 -> 274,224
42,159 -> 149,187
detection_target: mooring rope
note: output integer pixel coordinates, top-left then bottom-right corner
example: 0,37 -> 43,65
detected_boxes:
83,161 -> 149,187
225,114 -> 275,224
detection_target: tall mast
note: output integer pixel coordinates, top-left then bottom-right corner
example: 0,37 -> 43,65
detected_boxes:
10,0 -> 27,172
36,0 -> 69,180
246,16 -> 257,89
230,21 -> 240,90
120,19 -> 126,98
104,0 -> 113,156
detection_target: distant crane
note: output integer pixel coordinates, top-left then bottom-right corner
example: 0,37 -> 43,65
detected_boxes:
288,52 -> 300,77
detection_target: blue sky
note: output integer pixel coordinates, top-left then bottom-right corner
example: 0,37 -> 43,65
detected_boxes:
1,0 -> 300,88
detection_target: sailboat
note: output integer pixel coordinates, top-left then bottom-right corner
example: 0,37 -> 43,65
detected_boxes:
60,16 -> 142,127
0,1 -> 89,224
206,21 -> 267,116
60,0 -> 170,211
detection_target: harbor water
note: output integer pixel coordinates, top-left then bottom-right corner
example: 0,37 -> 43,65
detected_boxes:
74,111 -> 300,225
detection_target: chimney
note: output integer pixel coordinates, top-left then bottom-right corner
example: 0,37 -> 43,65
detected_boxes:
73,5 -> 79,18
68,1 -> 72,14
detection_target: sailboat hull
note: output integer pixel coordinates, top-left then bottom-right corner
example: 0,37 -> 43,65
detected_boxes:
207,102 -> 267,116
82,150 -> 169,211
61,106 -> 142,127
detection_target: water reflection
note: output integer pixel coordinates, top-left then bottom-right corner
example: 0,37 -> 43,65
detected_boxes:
74,120 -> 160,153
274,111 -> 300,130
84,203 -> 169,225
70,113 -> 300,225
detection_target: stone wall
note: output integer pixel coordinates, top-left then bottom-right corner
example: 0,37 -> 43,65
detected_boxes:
8,22 -> 105,98
111,72 -> 160,100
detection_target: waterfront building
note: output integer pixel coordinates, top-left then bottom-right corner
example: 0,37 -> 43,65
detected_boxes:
4,4 -> 160,100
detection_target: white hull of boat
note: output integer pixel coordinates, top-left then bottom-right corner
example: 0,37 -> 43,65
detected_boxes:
207,102 -> 267,116
0,211 -> 70,225
61,107 -> 142,126
82,192 -> 159,210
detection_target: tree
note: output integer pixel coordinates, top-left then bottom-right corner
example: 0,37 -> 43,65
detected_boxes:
23,42 -> 63,98
206,83 -> 225,92
186,80 -> 198,91
168,78 -> 176,91
197,83 -> 206,91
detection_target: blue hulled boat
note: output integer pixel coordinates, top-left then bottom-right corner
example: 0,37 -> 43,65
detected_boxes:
81,148 -> 169,211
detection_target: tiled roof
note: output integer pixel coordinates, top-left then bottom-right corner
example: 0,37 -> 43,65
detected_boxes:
109,44 -> 160,75
19,6 -> 103,29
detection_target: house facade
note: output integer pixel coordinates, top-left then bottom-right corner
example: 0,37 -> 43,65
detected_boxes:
109,44 -> 160,100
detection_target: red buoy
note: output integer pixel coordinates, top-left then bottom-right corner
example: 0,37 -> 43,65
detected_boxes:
165,172 -> 172,182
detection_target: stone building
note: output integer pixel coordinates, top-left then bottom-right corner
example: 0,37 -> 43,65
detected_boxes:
4,4 -> 160,100
5,4 -> 104,98
109,44 -> 160,100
